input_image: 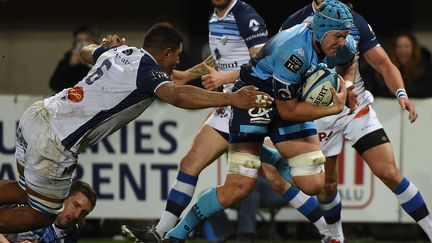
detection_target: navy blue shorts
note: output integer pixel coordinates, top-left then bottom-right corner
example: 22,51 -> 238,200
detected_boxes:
229,103 -> 317,144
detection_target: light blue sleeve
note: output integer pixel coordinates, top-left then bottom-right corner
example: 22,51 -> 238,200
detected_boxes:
272,45 -> 309,85
272,44 -> 310,100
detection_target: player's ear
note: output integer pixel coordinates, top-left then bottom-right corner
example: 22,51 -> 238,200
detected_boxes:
162,48 -> 172,62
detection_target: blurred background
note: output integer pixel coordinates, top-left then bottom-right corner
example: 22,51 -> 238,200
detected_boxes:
1,0 -> 432,242
1,0 -> 432,94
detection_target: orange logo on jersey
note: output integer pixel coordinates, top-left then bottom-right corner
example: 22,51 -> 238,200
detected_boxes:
67,86 -> 84,102
353,105 -> 370,119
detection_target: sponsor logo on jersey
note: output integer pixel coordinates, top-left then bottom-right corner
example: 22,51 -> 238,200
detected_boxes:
216,61 -> 239,70
220,36 -> 228,45
284,54 -> 304,73
245,31 -> 267,42
151,71 -> 169,80
67,86 -> 84,103
248,107 -> 272,124
215,107 -> 228,118
294,48 -> 305,58
115,52 -> 130,65
249,19 -> 260,32
122,48 -> 133,56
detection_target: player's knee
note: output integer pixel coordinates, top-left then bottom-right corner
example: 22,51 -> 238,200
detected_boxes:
374,164 -> 401,185
293,173 -> 325,195
179,155 -> 204,175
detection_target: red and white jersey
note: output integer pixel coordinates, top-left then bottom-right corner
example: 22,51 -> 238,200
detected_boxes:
44,45 -> 171,153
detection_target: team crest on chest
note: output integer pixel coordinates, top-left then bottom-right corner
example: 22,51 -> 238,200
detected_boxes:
220,35 -> 228,45
67,86 -> 84,102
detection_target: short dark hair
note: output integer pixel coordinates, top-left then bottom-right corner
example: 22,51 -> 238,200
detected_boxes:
69,180 -> 97,208
142,23 -> 183,51
73,25 -> 100,44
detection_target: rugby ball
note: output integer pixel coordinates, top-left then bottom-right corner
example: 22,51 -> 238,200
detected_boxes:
301,67 -> 340,106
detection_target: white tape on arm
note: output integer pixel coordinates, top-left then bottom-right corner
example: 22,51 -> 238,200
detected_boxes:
395,88 -> 408,99
345,80 -> 353,89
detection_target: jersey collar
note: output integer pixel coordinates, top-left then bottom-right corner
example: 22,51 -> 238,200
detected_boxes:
214,0 -> 238,19
140,48 -> 158,65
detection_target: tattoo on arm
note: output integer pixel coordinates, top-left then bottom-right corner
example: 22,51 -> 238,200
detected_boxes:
185,55 -> 216,80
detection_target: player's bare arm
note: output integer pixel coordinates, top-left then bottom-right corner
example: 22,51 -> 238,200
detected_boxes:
155,82 -> 272,109
336,60 -> 359,113
276,79 -> 347,121
171,55 -> 216,85
80,34 -> 126,66
201,64 -> 240,91
0,234 -> 9,243
364,46 -> 418,122
200,46 -> 262,90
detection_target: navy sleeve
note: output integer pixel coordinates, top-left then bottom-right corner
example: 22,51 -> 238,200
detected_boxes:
280,5 -> 314,31
92,46 -> 117,63
137,56 -> 172,95
353,11 -> 379,54
233,2 -> 268,48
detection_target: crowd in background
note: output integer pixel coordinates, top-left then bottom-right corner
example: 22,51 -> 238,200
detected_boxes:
49,27 -> 432,99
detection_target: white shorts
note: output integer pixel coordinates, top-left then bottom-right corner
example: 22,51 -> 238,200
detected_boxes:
15,101 -> 77,216
315,105 -> 383,157
205,106 -> 232,134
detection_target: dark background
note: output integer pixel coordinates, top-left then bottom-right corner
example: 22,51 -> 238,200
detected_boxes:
0,0 -> 427,35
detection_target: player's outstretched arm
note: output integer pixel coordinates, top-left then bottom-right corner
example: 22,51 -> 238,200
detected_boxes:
364,46 -> 418,123
171,55 -> 216,85
201,63 -> 240,91
155,82 -> 272,109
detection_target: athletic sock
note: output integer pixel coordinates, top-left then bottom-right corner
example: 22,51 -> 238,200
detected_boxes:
156,171 -> 198,236
319,191 -> 343,239
165,187 -> 224,240
282,186 -> 329,236
394,177 -> 432,241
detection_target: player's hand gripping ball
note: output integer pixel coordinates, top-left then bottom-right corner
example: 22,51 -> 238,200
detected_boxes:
301,67 -> 340,106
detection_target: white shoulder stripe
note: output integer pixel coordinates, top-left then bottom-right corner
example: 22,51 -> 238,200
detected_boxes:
154,80 -> 173,93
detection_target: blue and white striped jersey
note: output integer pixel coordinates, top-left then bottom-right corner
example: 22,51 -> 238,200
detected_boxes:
6,224 -> 78,243
208,0 -> 268,91
44,45 -> 171,152
280,4 -> 378,106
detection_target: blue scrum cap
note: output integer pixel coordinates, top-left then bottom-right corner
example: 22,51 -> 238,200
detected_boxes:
311,0 -> 354,44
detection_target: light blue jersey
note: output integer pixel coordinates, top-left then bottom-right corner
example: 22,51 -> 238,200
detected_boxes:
240,22 -> 355,101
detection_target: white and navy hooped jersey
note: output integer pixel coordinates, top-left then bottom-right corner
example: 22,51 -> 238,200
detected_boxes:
280,5 -> 379,106
208,0 -> 268,91
44,45 -> 171,153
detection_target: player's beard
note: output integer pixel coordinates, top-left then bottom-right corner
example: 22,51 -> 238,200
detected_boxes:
212,0 -> 232,10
